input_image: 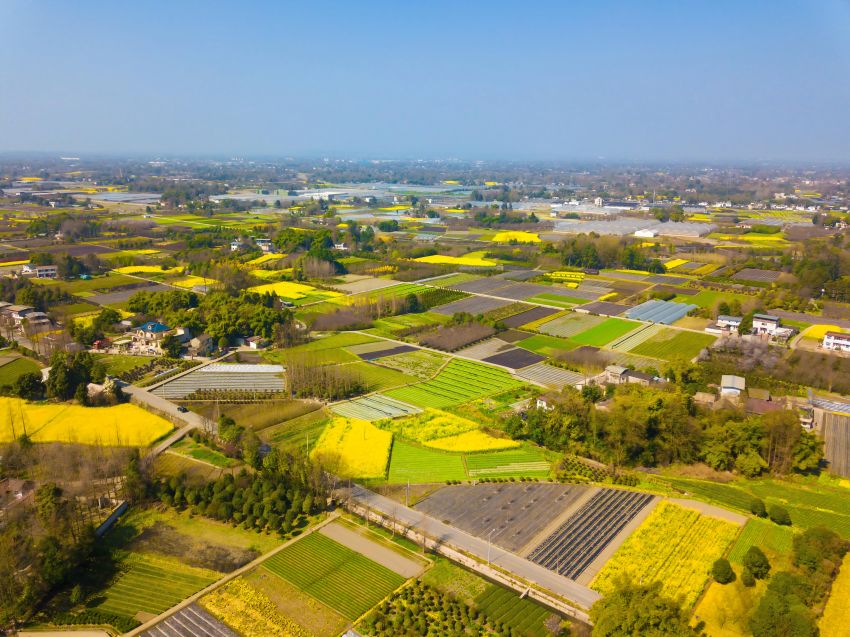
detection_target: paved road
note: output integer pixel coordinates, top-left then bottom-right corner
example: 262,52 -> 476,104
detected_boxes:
347,484 -> 601,610
121,384 -> 213,457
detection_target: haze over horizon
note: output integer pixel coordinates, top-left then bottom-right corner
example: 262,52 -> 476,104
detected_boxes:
2,0 -> 850,162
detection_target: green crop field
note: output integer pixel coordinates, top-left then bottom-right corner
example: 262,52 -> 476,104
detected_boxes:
673,289 -> 751,309
664,476 -> 850,539
728,519 -> 794,563
95,354 -> 156,377
262,532 -> 405,620
345,361 -> 418,391
385,359 -> 523,408
516,334 -> 578,356
475,584 -> 558,637
96,554 -> 218,618
370,311 -> 449,335
527,293 -> 585,307
265,332 -> 378,365
629,329 -> 716,360
0,356 -> 41,385
387,440 -> 467,483
570,318 -> 639,347
260,409 -> 330,452
432,273 -> 481,287
171,437 -> 241,467
465,446 -> 551,478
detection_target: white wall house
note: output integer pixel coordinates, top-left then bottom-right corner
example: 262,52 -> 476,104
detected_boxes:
823,331 -> 850,352
752,314 -> 781,335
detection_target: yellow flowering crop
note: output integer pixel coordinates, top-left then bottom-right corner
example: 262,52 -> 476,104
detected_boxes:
414,254 -> 497,267
0,397 -> 173,446
490,231 -> 541,243
425,430 -> 519,452
311,416 -> 392,479
201,579 -> 310,637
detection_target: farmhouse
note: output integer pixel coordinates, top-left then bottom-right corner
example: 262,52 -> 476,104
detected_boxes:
604,364 -> 657,386
752,314 -> 781,335
720,374 -> 746,397
3,304 -> 35,326
132,321 -> 171,355
188,334 -> 214,357
21,263 -> 58,279
823,331 -> 850,352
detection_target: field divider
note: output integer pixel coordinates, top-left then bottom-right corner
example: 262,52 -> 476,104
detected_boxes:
122,510 -> 342,637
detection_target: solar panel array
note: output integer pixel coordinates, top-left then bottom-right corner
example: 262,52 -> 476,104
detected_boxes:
528,489 -> 655,580
625,300 -> 697,324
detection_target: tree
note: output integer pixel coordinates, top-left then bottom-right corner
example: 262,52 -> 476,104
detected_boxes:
712,558 -> 735,584
743,546 -> 771,579
741,567 -> 756,587
13,371 -> 45,400
750,498 -> 767,518
590,580 -> 702,637
160,333 -> 182,358
735,448 -> 767,478
769,505 -> 792,526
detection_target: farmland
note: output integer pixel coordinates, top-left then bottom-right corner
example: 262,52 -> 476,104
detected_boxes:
385,359 -> 524,408
820,560 -> 850,637
516,334 -> 578,356
474,584 -> 558,637
372,349 -> 448,379
259,409 -> 330,452
464,445 -> 551,478
96,553 -> 219,619
262,531 -> 405,620
200,578 -> 311,637
344,360 -> 418,391
311,416 -> 392,478
628,328 -> 716,360
0,397 -> 172,446
0,355 -> 40,385
529,490 -> 655,580
591,502 -> 740,608
387,440 -> 468,483
727,518 -> 794,563
414,254 -> 497,266
662,475 -> 850,538
568,318 -> 639,347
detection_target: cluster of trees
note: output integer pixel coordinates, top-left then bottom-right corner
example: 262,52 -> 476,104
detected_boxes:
128,289 -> 293,343
559,235 -> 666,273
590,580 -> 701,636
362,581 -> 549,637
1,278 -> 71,317
505,385 -> 823,475
0,483 -> 96,626
29,252 -> 97,280
287,357 -> 366,400
472,209 -> 538,226
69,307 -> 121,347
148,451 -> 326,535
744,528 -> 846,636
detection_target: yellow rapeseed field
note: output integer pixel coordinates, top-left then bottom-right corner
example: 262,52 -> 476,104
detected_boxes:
0,397 -> 173,446
803,324 -> 845,340
311,416 -> 392,479
664,258 -> 689,269
114,265 -> 182,275
172,275 -> 218,289
425,430 -> 519,452
692,575 -> 766,637
0,259 -> 30,266
247,253 -> 287,265
414,254 -> 497,267
490,231 -> 541,243
592,502 -> 739,608
201,578 -> 309,637
248,280 -> 341,299
820,561 -> 850,637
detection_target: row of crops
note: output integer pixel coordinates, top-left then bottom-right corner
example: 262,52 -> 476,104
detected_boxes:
385,359 -> 522,408
261,532 -> 405,620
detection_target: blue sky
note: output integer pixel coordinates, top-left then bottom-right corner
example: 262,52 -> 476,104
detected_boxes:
2,0 -> 850,161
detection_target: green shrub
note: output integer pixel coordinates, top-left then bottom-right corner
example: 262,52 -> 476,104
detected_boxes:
743,546 -> 771,579
768,505 -> 792,526
711,558 -> 735,584
749,497 -> 767,518
741,567 -> 756,587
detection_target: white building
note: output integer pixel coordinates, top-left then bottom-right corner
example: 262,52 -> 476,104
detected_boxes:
717,315 -> 742,330
823,331 -> 850,352
634,228 -> 658,238
752,314 -> 781,335
721,375 -> 746,396
21,263 -> 58,279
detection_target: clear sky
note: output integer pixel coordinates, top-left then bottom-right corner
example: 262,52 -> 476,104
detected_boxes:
2,0 -> 850,161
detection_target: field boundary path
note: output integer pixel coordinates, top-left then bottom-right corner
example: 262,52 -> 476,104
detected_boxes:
342,484 -> 597,623
124,510 -> 341,637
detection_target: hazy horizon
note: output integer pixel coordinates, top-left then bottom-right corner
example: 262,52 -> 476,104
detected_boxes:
2,0 -> 850,162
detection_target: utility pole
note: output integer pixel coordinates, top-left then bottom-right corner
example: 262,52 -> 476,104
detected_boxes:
487,528 -> 496,566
